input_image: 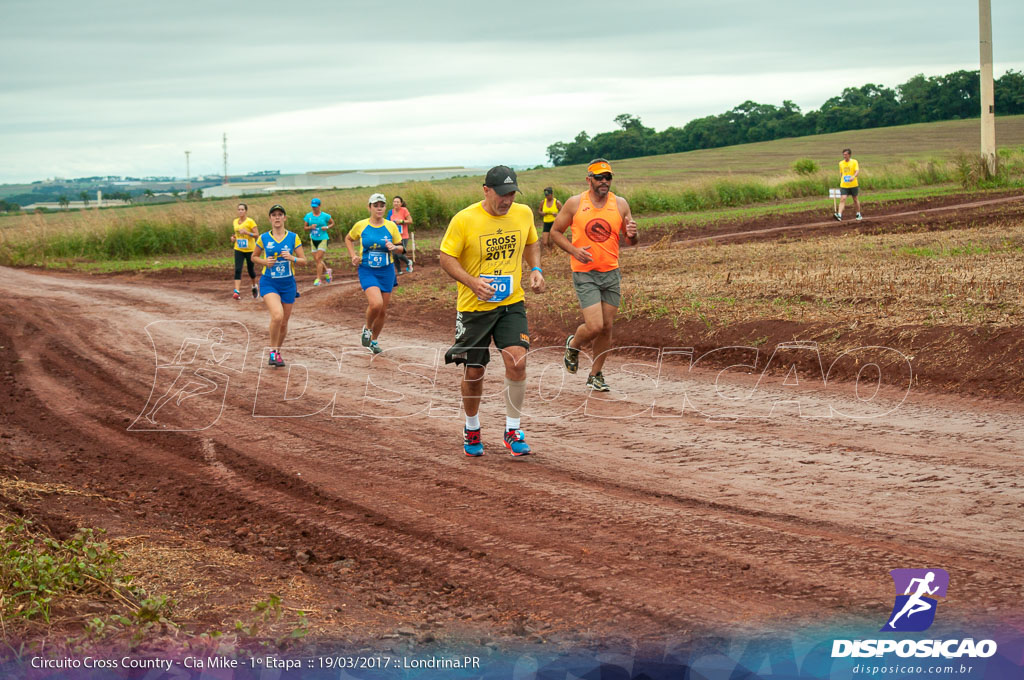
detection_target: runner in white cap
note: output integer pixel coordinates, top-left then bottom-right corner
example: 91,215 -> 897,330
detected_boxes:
345,193 -> 404,355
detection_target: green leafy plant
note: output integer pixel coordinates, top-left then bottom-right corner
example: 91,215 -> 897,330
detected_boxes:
791,158 -> 818,175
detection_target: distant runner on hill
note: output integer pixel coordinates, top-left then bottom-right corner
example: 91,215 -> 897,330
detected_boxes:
834,148 -> 863,221
550,158 -> 638,393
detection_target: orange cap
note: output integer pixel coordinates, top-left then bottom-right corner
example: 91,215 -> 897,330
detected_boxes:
587,160 -> 612,175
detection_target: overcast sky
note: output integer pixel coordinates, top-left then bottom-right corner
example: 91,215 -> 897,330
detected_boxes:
2,0 -> 1023,184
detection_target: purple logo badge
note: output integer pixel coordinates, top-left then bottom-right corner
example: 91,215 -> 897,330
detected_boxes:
881,568 -> 949,632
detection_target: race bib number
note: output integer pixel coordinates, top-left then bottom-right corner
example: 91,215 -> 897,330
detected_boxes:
236,238 -> 248,249
269,258 -> 291,279
367,251 -> 388,268
482,275 -> 512,302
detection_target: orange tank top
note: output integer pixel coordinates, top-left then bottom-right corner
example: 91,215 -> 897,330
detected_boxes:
569,191 -> 623,273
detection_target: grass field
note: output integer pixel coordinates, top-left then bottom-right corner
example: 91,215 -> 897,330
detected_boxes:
2,115 -> 1023,269
391,202 -> 1024,338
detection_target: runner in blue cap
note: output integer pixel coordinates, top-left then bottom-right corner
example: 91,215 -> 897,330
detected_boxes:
304,197 -> 335,286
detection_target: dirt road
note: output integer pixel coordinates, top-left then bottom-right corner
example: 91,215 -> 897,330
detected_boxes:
1,261 -> 1021,647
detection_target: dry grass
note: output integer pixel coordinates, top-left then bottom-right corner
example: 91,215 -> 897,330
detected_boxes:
429,204 -> 1024,335
0,477 -> 114,502
607,211 -> 1024,331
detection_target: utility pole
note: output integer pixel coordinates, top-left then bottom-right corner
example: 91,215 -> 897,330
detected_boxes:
979,0 -> 997,175
185,150 -> 191,195
223,133 -> 229,183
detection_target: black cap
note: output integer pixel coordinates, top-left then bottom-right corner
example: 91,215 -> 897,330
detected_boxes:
483,165 -> 520,196
544,186 -> 553,194
269,204 -> 286,215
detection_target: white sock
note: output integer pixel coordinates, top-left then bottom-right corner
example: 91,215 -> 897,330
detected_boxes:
506,417 -> 520,431
465,414 -> 480,430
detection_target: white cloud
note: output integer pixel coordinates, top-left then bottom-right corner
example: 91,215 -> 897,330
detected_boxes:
2,0 -> 1023,182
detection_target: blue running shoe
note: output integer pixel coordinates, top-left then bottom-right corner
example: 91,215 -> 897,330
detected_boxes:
464,428 -> 484,457
503,429 -> 531,457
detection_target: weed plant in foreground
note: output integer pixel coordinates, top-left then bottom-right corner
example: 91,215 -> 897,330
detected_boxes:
0,511 -> 176,649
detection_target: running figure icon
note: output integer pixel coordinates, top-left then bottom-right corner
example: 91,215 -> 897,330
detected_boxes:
881,568 -> 948,632
887,571 -> 938,629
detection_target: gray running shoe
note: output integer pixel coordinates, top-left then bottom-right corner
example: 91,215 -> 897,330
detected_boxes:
369,340 -> 382,355
361,327 -> 372,348
563,334 -> 579,374
586,372 -> 610,392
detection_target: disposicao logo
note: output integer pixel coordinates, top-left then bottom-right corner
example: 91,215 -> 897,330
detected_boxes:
882,568 -> 948,632
831,568 -> 997,659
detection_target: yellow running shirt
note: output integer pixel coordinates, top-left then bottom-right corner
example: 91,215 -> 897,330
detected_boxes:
233,218 -> 258,253
541,197 -> 559,224
840,159 -> 859,188
440,201 -> 537,313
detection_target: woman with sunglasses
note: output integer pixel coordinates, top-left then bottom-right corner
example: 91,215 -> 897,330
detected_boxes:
252,204 -> 307,367
345,193 -> 404,354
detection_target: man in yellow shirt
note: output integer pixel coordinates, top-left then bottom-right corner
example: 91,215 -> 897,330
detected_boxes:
834,148 -> 863,221
440,165 -> 545,457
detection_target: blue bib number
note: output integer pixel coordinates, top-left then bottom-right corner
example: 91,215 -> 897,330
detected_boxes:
270,258 -> 291,279
367,251 -> 388,268
236,238 -> 248,249
482,275 -> 512,302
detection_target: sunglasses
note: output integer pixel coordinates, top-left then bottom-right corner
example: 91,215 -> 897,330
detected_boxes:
590,173 -> 613,182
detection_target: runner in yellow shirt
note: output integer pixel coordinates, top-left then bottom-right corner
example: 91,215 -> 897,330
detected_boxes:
439,165 -> 545,457
230,203 -> 260,299
536,187 -> 561,248
834,148 -> 863,221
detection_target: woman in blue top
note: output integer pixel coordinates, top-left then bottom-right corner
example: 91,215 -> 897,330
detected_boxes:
253,204 -> 307,367
345,193 -> 404,355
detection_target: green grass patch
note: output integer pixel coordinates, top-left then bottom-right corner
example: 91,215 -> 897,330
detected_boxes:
897,242 -> 993,258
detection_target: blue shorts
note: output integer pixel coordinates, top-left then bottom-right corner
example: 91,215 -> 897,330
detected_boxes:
358,265 -> 396,293
259,275 -> 298,304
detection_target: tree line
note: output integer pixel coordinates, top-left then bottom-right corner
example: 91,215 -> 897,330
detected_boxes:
546,69 -> 1024,166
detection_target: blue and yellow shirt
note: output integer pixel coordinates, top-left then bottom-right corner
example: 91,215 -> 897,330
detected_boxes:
347,219 -> 402,269
257,230 -> 302,279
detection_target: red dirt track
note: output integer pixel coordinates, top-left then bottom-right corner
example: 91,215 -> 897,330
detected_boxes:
2,199 -> 1023,647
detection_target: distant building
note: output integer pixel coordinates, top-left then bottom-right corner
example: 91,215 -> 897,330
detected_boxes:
200,166 -> 483,198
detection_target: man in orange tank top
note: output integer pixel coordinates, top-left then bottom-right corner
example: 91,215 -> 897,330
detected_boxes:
549,159 -> 638,392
